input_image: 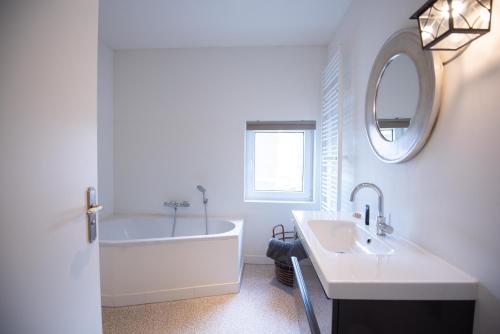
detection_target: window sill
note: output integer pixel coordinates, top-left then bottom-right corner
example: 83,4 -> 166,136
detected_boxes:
244,199 -> 315,204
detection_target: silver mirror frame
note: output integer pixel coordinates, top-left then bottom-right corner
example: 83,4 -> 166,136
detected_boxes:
365,28 -> 443,163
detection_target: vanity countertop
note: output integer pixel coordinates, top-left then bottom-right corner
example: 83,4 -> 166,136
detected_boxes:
292,210 -> 477,301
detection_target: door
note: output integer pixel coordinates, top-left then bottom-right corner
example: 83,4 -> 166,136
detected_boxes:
0,1 -> 101,333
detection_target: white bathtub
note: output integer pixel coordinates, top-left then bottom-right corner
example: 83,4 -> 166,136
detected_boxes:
99,215 -> 244,307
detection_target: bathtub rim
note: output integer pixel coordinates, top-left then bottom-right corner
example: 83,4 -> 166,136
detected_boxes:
99,214 -> 243,247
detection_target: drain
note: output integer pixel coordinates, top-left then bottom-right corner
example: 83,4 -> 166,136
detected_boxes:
367,239 -> 372,244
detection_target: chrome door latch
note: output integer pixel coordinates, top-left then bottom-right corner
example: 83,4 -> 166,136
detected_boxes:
87,187 -> 103,243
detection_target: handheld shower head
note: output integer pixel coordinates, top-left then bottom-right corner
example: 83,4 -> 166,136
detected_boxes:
197,185 -> 208,204
197,185 -> 209,235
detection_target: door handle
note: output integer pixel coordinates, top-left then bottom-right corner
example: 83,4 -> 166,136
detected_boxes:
87,187 -> 103,243
87,205 -> 103,215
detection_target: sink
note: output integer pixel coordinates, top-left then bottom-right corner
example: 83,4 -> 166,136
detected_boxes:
292,211 -> 477,301
307,220 -> 394,255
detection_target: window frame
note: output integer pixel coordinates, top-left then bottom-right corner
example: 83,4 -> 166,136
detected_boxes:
244,129 -> 315,203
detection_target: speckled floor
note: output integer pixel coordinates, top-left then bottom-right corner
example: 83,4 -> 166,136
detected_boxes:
102,264 -> 302,334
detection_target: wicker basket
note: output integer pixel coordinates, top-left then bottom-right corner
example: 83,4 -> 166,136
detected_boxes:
272,224 -> 297,287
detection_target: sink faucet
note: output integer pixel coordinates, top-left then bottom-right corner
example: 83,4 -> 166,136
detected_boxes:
349,183 -> 393,236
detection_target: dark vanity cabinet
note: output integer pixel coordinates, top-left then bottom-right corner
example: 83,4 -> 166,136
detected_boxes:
292,259 -> 475,334
331,299 -> 474,334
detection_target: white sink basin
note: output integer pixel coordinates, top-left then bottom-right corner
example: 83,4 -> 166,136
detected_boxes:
307,219 -> 394,255
292,211 -> 477,300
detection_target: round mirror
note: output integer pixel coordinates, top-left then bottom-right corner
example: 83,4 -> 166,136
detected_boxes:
365,28 -> 443,163
375,54 -> 419,142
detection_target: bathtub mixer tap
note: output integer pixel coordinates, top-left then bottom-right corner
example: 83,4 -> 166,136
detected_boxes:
164,200 -> 191,209
163,201 -> 190,237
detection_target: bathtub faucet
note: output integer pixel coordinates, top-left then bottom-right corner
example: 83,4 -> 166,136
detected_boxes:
163,201 -> 190,237
163,200 -> 190,209
196,185 -> 209,235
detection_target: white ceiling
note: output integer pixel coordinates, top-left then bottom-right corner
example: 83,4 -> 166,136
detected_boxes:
99,0 -> 352,49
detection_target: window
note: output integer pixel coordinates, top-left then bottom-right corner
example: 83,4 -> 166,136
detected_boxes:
245,121 -> 315,202
379,128 -> 395,142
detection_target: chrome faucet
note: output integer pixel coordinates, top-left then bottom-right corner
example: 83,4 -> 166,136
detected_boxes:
163,201 -> 190,237
164,200 -> 190,209
349,183 -> 393,236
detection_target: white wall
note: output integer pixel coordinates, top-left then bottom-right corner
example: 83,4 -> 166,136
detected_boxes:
330,1 -> 500,332
113,46 -> 325,261
98,42 -> 114,217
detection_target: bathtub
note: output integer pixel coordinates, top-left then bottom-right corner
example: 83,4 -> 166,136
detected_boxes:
99,214 -> 244,307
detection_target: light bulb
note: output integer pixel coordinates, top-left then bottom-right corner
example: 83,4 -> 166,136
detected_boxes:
439,1 -> 450,18
452,1 -> 464,17
480,8 -> 491,22
421,26 -> 435,36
